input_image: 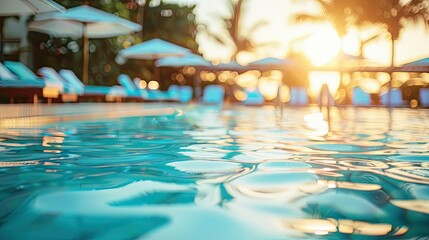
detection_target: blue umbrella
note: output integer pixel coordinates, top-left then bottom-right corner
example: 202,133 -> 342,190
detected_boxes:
403,57 -> 429,67
155,53 -> 211,67
248,57 -> 294,70
119,38 -> 191,81
119,38 -> 190,60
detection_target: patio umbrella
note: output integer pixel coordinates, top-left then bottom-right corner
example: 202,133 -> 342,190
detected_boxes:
155,53 -> 211,67
202,60 -> 247,72
0,0 -> 65,61
248,57 -> 294,71
402,58 -> 429,68
28,5 -> 142,84
119,38 -> 190,60
155,52 -> 211,100
118,38 -> 191,81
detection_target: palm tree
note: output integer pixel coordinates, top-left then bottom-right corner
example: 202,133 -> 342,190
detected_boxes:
351,0 -> 429,106
200,0 -> 276,61
353,0 -> 429,68
293,0 -> 360,61
293,0 -> 362,104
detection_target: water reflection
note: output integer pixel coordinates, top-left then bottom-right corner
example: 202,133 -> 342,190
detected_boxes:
0,105 -> 428,239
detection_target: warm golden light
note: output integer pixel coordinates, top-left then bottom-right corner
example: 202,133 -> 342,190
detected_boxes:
308,71 -> 340,99
280,85 -> 290,103
148,81 -> 160,90
301,25 -> 341,66
138,80 -> 147,89
357,78 -> 381,94
236,71 -> 260,88
258,77 -> 280,101
342,30 -> 361,55
233,89 -> 247,102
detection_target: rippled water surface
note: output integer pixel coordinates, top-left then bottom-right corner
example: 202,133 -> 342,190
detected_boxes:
0,104 -> 428,239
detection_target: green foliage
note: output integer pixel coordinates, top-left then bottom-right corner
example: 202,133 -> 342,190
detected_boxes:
293,0 -> 359,37
124,0 -> 198,87
29,0 -> 198,86
293,0 -> 429,67
353,0 -> 429,40
200,0 -> 276,60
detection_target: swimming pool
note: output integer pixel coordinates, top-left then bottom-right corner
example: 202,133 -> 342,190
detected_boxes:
0,104 -> 428,239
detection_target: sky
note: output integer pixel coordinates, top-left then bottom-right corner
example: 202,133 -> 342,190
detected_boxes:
165,0 -> 429,66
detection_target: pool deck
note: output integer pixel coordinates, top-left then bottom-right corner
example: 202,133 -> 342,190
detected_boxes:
0,103 -> 180,128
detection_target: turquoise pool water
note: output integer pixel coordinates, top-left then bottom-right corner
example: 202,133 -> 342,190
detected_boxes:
0,104 -> 428,239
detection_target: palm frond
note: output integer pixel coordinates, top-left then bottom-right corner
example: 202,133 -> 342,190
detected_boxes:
293,13 -> 326,24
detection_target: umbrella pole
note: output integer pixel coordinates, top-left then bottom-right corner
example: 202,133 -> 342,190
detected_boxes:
0,17 -> 5,62
154,63 -> 160,82
83,23 -> 89,84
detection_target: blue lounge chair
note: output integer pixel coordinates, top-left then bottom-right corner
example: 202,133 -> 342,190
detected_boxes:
0,62 -> 47,103
179,85 -> 193,103
420,88 -> 429,107
119,74 -> 178,102
38,67 -> 76,102
352,86 -> 371,106
289,87 -> 308,106
132,78 -> 178,102
60,69 -> 126,102
167,85 -> 193,103
202,85 -> 224,104
117,74 -> 147,101
243,89 -> 264,105
380,89 -> 406,107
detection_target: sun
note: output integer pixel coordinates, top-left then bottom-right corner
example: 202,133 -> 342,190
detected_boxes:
300,25 -> 341,66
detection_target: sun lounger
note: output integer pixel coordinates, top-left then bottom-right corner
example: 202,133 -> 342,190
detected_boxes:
380,89 -> 406,107
119,74 -> 178,102
117,74 -> 147,101
60,69 -> 126,102
202,85 -> 224,104
179,85 -> 193,103
0,62 -> 48,103
289,87 -> 308,106
243,89 -> 264,105
37,67 -> 80,102
167,85 -> 193,103
132,78 -> 178,102
352,86 -> 371,106
420,88 -> 429,107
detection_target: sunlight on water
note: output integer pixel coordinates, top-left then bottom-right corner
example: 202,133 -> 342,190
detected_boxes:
0,105 -> 428,239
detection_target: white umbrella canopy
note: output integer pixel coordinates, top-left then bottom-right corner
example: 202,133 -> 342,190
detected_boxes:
249,57 -> 290,65
0,0 -> 65,61
0,0 -> 65,16
155,53 -> 211,67
207,60 -> 247,71
29,6 -> 141,38
248,57 -> 295,70
28,5 -> 142,84
119,38 -> 191,81
119,38 -> 191,60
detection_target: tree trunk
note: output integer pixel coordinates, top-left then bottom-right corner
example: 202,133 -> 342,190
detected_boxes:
83,24 -> 89,85
338,35 -> 345,105
0,17 -> 4,62
388,37 -> 395,107
137,2 -> 145,39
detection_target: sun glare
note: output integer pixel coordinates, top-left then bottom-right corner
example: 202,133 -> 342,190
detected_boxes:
308,71 -> 340,99
301,26 -> 341,66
